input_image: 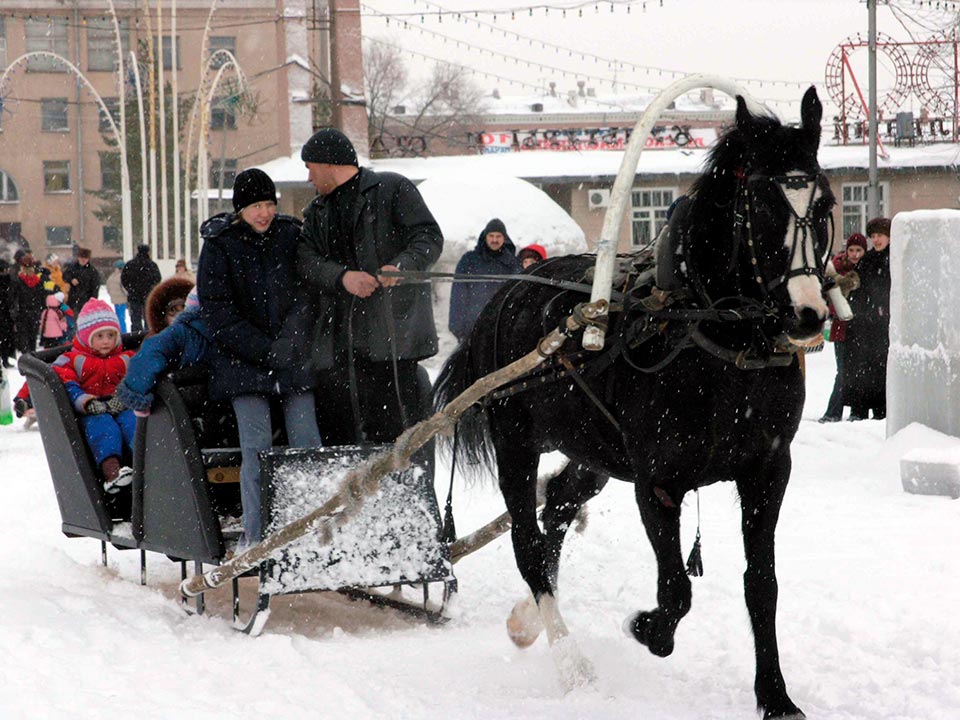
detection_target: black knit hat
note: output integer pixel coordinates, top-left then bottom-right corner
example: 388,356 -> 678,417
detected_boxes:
300,128 -> 359,166
232,168 -> 277,212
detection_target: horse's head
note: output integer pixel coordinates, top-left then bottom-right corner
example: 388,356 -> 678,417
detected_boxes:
732,86 -> 836,343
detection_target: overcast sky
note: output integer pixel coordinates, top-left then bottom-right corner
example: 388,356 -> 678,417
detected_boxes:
361,0 -> 959,119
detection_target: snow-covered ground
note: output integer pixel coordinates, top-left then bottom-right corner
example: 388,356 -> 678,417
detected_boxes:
2,344 -> 958,720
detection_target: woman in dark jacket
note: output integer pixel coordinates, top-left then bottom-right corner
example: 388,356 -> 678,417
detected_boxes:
197,168 -> 322,547
448,218 -> 521,342
844,217 -> 892,420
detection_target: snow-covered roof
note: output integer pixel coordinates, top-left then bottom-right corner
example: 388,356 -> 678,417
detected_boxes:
257,141 -> 960,187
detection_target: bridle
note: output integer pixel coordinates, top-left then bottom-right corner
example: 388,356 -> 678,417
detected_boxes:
736,170 -> 833,303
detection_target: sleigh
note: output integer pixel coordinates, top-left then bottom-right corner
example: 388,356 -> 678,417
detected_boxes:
20,341 -> 454,635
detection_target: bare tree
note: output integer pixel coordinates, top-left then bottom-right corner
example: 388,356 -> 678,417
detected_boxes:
364,42 -> 486,157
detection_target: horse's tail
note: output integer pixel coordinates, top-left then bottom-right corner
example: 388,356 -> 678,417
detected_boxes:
432,335 -> 498,481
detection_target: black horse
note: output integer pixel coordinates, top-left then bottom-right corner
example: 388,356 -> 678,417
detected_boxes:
434,87 -> 834,719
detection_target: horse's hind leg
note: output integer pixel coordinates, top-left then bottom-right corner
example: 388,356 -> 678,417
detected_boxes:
624,481 -> 691,657
496,442 -> 596,689
738,460 -> 805,719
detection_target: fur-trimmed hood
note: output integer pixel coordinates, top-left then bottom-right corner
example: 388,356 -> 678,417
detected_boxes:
145,276 -> 195,335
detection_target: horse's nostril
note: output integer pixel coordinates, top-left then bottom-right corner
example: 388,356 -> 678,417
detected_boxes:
795,306 -> 823,327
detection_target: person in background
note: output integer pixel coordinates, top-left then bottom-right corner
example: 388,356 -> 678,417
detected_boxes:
42,253 -> 70,297
199,167 -> 322,549
297,127 -> 443,446
121,244 -> 161,334
518,243 -> 547,270
38,293 -> 68,349
174,258 -> 196,284
53,291 -> 76,340
105,260 -> 128,334
0,257 -> 15,367
11,249 -> 45,355
844,217 -> 892,421
52,299 -> 137,494
819,232 -> 867,422
448,218 -> 520,343
63,247 -> 101,319
145,276 -> 194,337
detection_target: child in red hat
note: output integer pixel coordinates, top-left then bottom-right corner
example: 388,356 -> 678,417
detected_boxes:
52,298 -> 137,493
518,243 -> 547,270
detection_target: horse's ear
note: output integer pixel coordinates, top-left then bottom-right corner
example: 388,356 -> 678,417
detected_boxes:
735,95 -> 753,131
801,86 -> 823,145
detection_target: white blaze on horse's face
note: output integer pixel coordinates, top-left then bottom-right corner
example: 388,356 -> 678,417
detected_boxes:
780,171 -> 828,321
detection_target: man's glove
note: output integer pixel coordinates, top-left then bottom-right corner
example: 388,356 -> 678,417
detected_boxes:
266,338 -> 295,370
13,397 -> 28,418
837,271 -> 860,296
105,396 -> 127,415
84,399 -> 109,415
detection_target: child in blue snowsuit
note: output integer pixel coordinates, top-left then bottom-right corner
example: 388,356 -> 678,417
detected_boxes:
115,289 -> 211,414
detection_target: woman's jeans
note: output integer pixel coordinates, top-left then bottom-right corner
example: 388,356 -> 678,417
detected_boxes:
231,392 -> 322,544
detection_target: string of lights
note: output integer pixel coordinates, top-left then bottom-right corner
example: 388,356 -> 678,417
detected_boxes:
0,11 -> 281,33
364,0 -> 821,96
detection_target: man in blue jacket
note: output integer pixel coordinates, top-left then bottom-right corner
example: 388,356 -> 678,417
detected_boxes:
448,218 -> 520,342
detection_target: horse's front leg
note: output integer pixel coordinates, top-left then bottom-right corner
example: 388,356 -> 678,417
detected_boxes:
496,442 -> 596,689
624,480 -> 691,657
738,457 -> 805,720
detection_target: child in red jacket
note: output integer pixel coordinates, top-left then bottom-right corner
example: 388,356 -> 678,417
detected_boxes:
52,298 -> 137,493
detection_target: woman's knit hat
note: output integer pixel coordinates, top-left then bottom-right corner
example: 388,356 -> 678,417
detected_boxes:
845,233 -> 868,251
76,298 -> 120,348
232,168 -> 277,212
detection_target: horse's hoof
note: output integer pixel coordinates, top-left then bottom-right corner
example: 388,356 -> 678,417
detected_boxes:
622,611 -> 675,657
507,596 -> 543,648
552,635 -> 597,691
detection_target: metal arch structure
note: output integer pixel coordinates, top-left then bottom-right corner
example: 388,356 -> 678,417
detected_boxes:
583,74 -> 760,352
824,32 -> 912,122
825,32 -> 960,145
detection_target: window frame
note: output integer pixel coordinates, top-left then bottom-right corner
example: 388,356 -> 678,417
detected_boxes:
41,98 -> 70,133
98,97 -> 121,134
841,181 -> 890,238
161,36 -> 181,71
0,17 -> 7,70
43,160 -> 71,194
87,17 -> 130,73
629,186 -> 678,248
210,158 -> 238,188
26,18 -> 69,73
0,169 -> 19,203
208,36 -> 237,69
46,225 -> 73,248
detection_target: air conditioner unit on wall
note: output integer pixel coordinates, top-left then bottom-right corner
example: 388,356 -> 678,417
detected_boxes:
588,188 -> 611,210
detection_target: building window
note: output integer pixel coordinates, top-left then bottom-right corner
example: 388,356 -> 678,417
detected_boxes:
100,152 -> 119,190
210,159 -> 237,188
43,161 -> 71,193
0,169 -> 18,202
87,17 -> 130,72
46,226 -> 73,247
208,36 -> 236,69
630,187 -> 677,247
26,18 -> 69,72
841,182 -> 889,238
161,36 -> 181,71
41,98 -> 69,132
0,18 -> 7,69
102,225 -> 121,250
98,98 -> 120,133
210,102 -> 237,130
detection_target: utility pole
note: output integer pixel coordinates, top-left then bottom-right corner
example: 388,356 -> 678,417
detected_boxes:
868,0 -> 880,219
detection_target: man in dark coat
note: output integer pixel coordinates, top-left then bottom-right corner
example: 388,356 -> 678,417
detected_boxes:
448,218 -> 521,342
121,243 -> 161,333
844,216 -> 891,420
63,247 -> 102,317
11,250 -> 46,354
297,127 -> 443,445
0,258 -> 16,366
